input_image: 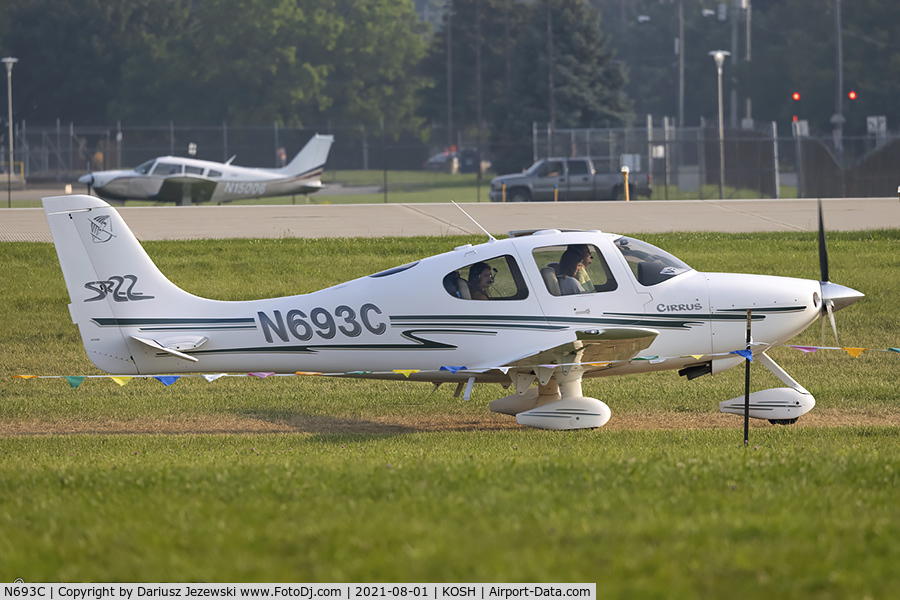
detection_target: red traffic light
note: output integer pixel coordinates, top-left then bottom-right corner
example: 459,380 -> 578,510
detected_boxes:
792,92 -> 801,101
848,90 -> 857,100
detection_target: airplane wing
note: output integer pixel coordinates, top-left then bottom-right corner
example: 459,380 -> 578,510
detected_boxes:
502,327 -> 659,371
152,176 -> 218,204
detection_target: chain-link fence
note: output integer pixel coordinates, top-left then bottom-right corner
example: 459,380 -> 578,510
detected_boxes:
8,120 -> 899,199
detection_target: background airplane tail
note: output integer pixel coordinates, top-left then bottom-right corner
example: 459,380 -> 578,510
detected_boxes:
279,133 -> 334,178
43,195 -> 206,374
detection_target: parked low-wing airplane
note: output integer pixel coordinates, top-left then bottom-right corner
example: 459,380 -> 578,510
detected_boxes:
78,134 -> 334,205
43,195 -> 863,430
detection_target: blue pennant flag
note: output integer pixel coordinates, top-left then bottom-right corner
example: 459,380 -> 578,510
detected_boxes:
440,366 -> 467,374
154,375 -> 181,386
730,349 -> 753,362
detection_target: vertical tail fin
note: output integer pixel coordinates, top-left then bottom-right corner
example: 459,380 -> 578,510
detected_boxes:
278,133 -> 334,178
43,195 -> 205,374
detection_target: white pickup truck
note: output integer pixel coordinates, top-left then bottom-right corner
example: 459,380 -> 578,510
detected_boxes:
489,156 -> 652,202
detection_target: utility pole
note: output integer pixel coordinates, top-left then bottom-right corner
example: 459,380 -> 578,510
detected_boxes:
546,0 -> 555,155
446,0 -> 453,149
832,0 -> 845,154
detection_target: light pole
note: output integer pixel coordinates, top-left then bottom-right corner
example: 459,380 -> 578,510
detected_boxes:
709,50 -> 730,200
2,57 -> 17,209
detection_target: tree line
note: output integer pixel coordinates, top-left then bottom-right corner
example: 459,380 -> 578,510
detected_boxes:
2,0 -> 899,172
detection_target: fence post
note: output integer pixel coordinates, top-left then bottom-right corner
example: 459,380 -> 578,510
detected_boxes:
663,116 -> 671,200
222,121 -> 228,162
646,114 -> 652,197
772,121 -> 780,199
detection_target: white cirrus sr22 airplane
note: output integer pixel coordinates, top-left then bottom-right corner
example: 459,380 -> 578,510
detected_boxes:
43,195 -> 863,430
77,134 -> 334,205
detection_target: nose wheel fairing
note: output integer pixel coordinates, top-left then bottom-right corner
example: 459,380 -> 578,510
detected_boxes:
718,351 -> 816,423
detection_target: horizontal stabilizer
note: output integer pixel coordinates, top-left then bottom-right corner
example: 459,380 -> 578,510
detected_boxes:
131,336 -> 201,362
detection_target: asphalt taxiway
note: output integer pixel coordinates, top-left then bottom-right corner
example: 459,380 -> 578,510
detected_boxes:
2,193 -> 898,242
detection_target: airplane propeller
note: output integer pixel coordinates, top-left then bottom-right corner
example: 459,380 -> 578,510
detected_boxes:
816,198 -> 864,345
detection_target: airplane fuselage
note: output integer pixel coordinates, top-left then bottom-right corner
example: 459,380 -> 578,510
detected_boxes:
71,228 -> 826,379
79,134 -> 333,204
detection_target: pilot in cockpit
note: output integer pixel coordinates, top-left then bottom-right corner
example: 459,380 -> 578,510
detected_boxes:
467,262 -> 495,300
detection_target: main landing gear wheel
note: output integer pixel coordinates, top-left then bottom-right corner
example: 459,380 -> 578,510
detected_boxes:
768,418 -> 799,425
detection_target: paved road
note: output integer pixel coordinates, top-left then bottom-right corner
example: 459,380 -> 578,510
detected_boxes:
2,194 -> 899,242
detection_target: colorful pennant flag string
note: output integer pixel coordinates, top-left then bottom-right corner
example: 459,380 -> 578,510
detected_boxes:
13,341 -> 900,390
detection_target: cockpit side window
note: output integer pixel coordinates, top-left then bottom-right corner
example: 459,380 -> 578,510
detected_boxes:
152,163 -> 183,176
443,255 -> 528,300
185,165 -> 204,175
531,244 -> 617,296
134,160 -> 155,175
614,236 -> 692,286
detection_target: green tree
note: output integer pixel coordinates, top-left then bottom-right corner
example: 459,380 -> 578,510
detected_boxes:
322,0 -> 430,136
111,0 -> 340,125
491,0 -> 630,172
418,0 -> 527,146
0,0 -> 189,123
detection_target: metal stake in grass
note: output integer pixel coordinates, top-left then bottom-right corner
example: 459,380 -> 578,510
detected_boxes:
744,309 -> 752,445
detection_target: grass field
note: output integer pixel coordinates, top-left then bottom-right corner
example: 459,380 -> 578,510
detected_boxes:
1,229 -> 899,593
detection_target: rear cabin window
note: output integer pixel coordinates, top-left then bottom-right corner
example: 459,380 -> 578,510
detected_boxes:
532,244 -> 617,296
185,165 -> 204,175
443,255 -> 528,300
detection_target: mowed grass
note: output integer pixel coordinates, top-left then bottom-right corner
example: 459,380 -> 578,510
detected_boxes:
2,230 -> 900,592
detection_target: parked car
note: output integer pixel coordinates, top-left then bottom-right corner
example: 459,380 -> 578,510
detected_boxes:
489,156 -> 652,202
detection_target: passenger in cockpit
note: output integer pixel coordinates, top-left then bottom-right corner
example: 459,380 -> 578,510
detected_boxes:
557,249 -> 586,295
569,244 -> 596,292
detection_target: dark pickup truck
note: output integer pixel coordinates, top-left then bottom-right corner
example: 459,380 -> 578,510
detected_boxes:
489,156 -> 652,202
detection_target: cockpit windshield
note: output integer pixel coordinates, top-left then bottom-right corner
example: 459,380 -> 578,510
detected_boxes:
134,160 -> 155,175
614,236 -> 692,286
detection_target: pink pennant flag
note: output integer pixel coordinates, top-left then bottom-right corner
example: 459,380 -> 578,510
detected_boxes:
789,346 -> 819,353
249,372 -> 275,378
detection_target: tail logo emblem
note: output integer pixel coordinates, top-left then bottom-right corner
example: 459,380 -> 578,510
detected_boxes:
84,274 -> 154,302
90,215 -> 115,243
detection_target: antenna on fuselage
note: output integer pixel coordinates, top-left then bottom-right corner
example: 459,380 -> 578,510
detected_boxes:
452,201 -> 496,242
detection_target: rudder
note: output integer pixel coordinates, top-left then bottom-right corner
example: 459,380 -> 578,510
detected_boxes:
43,195 -> 205,374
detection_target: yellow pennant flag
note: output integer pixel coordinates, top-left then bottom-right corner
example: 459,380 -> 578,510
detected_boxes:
842,347 -> 866,358
393,369 -> 420,378
295,371 -> 323,376
14,375 -> 37,379
690,355 -> 705,360
110,376 -> 133,386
